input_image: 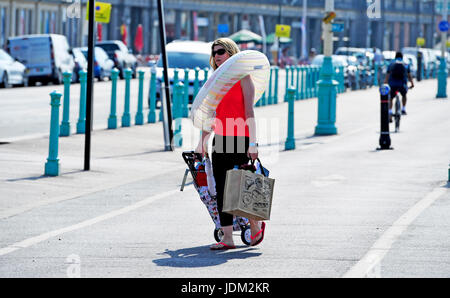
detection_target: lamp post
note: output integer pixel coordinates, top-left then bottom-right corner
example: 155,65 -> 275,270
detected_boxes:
314,0 -> 338,135
437,0 -> 448,98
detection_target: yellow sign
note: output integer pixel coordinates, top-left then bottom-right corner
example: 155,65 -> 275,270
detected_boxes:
275,25 -> 291,38
446,40 -> 450,48
416,37 -> 425,47
86,1 -> 112,23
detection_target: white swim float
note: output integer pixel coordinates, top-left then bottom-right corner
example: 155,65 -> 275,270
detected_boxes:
190,50 -> 270,132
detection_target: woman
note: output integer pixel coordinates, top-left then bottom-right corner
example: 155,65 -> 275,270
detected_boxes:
195,38 -> 266,250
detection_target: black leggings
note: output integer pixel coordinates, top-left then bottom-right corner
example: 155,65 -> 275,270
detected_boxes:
212,135 -> 250,227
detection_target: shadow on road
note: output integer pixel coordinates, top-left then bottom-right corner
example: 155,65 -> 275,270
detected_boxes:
153,245 -> 262,268
6,170 -> 84,182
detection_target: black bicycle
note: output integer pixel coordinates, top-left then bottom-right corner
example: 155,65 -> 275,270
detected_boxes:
392,90 -> 401,133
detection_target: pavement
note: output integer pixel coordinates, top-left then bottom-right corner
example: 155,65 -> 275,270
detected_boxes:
0,77 -> 449,278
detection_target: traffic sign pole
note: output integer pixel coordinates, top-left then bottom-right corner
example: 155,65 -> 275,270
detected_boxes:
84,0 -> 95,171
315,0 -> 338,136
437,0 -> 448,98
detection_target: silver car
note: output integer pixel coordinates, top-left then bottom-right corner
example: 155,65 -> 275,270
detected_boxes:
0,49 -> 27,88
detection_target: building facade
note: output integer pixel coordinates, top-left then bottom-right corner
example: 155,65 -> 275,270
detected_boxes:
0,0 -> 444,58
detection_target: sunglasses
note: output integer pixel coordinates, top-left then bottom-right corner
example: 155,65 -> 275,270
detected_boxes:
212,48 -> 227,57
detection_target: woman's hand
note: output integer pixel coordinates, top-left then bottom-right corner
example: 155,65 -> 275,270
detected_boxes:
247,145 -> 258,161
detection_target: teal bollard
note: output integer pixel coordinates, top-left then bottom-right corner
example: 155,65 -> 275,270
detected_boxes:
135,70 -> 145,125
295,66 -> 301,100
147,66 -> 157,123
60,72 -> 72,137
274,66 -> 279,104
436,56 -> 448,98
183,68 -> 189,117
203,68 -> 209,86
108,68 -> 119,129
285,87 -> 296,151
122,68 -> 132,127
315,56 -> 338,135
313,66 -> 319,97
159,70 -> 166,122
45,91 -> 62,176
284,66 -> 290,102
373,63 -> 379,86
266,67 -> 273,105
193,67 -> 200,100
300,66 -> 305,100
290,65 -> 295,88
173,82 -> 184,147
306,66 -> 312,98
173,68 -> 180,87
77,70 -> 87,133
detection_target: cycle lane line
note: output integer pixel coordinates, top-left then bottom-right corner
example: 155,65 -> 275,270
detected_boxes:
0,188 -> 181,257
343,183 -> 449,278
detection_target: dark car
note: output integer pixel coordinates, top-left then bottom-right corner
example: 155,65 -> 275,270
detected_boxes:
96,40 -> 137,79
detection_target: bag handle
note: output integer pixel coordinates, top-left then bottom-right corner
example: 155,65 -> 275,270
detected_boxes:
250,158 -> 268,177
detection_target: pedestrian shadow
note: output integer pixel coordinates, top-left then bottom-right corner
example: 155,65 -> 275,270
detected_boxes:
153,245 -> 262,268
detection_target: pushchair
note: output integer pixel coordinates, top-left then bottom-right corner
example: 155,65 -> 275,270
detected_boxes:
181,151 -> 251,245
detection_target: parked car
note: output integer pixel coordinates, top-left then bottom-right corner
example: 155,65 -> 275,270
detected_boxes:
335,47 -> 373,64
0,49 -> 28,88
152,40 -> 212,107
96,40 -> 137,79
311,54 -> 352,88
71,47 -> 88,83
7,34 -> 74,86
77,47 -> 115,81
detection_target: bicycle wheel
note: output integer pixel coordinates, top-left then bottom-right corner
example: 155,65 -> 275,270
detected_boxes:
395,96 -> 401,132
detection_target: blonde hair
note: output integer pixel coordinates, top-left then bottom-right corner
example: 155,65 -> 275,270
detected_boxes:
210,38 -> 240,70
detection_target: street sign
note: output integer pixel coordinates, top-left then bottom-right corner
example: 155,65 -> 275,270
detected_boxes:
331,23 -> 344,33
275,25 -> 291,38
86,1 -> 112,23
416,37 -> 425,47
218,24 -> 229,34
439,20 -> 449,32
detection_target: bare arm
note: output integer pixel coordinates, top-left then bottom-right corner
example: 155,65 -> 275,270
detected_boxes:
195,130 -> 211,158
241,75 -> 258,160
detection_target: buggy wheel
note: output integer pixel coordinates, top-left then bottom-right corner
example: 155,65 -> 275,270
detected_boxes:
214,228 -> 224,243
241,226 -> 252,246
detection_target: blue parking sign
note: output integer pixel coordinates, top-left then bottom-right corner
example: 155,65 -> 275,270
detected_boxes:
218,24 -> 229,34
439,20 -> 449,32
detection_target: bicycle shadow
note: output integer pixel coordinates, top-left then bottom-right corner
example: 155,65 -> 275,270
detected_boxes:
153,245 -> 262,268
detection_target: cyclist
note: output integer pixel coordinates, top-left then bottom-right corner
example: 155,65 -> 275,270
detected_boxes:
384,52 -> 414,121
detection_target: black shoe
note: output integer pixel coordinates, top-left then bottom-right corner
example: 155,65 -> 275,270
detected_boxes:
401,110 -> 407,115
389,115 -> 393,123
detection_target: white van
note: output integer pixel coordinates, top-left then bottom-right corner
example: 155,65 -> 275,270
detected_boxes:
7,34 -> 74,85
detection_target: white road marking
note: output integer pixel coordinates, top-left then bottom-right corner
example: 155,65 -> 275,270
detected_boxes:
0,188 -> 181,257
343,183 -> 448,278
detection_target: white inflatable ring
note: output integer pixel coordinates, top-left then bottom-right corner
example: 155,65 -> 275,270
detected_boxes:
190,50 -> 270,132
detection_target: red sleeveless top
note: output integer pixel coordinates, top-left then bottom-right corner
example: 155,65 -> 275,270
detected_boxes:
214,81 -> 250,137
